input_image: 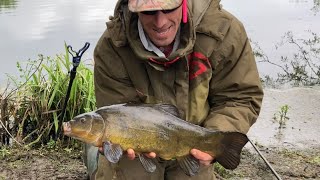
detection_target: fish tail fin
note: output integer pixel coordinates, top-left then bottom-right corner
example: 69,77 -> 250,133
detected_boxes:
214,132 -> 248,170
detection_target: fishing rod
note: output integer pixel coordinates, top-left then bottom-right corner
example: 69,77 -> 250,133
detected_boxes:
56,42 -> 90,138
248,138 -> 282,180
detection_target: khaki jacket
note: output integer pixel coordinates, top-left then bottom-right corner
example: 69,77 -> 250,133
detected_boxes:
94,0 -> 263,134
90,0 -> 264,178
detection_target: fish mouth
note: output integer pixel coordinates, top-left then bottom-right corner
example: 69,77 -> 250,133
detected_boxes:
62,122 -> 72,135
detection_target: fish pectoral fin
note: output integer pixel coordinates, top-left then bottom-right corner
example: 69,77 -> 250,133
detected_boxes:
138,154 -> 156,173
103,141 -> 123,163
177,155 -> 200,176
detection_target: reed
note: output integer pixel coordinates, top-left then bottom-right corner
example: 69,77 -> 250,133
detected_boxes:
1,44 -> 95,147
0,0 -> 17,9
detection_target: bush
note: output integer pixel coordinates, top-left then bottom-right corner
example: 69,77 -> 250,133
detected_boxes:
254,31 -> 320,87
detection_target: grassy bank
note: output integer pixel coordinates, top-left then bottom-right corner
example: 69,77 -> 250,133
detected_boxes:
0,44 -> 95,147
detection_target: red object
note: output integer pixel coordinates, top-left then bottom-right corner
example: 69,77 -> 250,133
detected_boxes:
182,0 -> 188,23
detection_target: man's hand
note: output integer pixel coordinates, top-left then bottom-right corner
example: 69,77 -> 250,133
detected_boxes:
126,148 -> 157,160
98,147 -> 156,160
190,149 -> 214,166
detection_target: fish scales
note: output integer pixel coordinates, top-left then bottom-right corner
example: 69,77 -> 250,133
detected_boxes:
106,105 -> 210,158
63,103 -> 248,176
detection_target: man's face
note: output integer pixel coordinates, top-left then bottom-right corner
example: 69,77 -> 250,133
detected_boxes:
138,6 -> 182,47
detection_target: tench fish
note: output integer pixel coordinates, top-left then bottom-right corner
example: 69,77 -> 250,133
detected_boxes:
63,103 -> 248,176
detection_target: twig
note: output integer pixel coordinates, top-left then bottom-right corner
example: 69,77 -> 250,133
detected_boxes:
0,119 -> 23,146
248,138 -> 282,180
213,171 -> 227,180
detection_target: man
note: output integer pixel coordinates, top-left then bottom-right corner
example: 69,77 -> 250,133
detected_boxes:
88,0 -> 264,179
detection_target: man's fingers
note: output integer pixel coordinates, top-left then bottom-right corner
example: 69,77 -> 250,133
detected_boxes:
144,152 -> 156,158
99,147 -> 155,160
127,149 -> 156,159
199,160 -> 212,166
98,147 -> 104,155
127,148 -> 136,160
190,149 -> 214,161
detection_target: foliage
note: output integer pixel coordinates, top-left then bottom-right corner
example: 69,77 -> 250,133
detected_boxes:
46,137 -> 57,150
273,105 -> 290,129
254,31 -> 320,87
0,0 -> 17,9
308,156 -> 320,165
311,0 -> 320,14
43,137 -> 81,153
1,44 -> 95,147
259,75 -> 278,89
213,163 -> 233,179
0,146 -> 11,158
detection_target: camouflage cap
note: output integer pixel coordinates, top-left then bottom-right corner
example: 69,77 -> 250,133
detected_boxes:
128,0 -> 183,12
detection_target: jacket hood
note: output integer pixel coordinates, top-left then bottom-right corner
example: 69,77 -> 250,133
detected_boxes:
106,0 -> 221,67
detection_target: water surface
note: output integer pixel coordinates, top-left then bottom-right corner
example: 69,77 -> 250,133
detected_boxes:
0,0 -> 319,84
0,0 -> 116,83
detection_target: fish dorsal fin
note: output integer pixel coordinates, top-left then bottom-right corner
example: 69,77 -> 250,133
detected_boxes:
177,155 -> 200,176
103,141 -> 123,163
155,104 -> 180,117
215,132 -> 248,169
138,154 -> 156,173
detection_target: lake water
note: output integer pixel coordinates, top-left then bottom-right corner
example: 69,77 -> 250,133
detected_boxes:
0,0 -> 319,84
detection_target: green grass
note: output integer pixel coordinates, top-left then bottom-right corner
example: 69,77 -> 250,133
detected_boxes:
0,0 -> 17,8
308,156 -> 320,165
0,146 -> 11,159
3,43 -> 96,147
213,163 -> 233,179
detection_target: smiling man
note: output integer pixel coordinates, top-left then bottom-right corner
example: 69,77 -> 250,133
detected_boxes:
137,1 -> 182,49
88,0 -> 264,179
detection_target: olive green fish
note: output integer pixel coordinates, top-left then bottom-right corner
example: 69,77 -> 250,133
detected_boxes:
63,103 -> 248,176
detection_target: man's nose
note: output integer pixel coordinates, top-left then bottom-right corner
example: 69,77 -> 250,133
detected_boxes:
153,11 -> 168,28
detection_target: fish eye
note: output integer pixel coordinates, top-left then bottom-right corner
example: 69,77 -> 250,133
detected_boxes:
80,118 -> 85,123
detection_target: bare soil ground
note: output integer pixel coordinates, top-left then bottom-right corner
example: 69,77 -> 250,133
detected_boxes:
229,146 -> 320,180
0,148 -> 88,180
0,145 -> 319,180
1,87 -> 319,179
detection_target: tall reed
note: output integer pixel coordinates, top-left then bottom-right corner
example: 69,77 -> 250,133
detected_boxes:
4,44 -> 96,147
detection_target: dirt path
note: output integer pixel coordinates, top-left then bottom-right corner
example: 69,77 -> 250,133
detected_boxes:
0,148 -> 88,180
1,87 -> 319,179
